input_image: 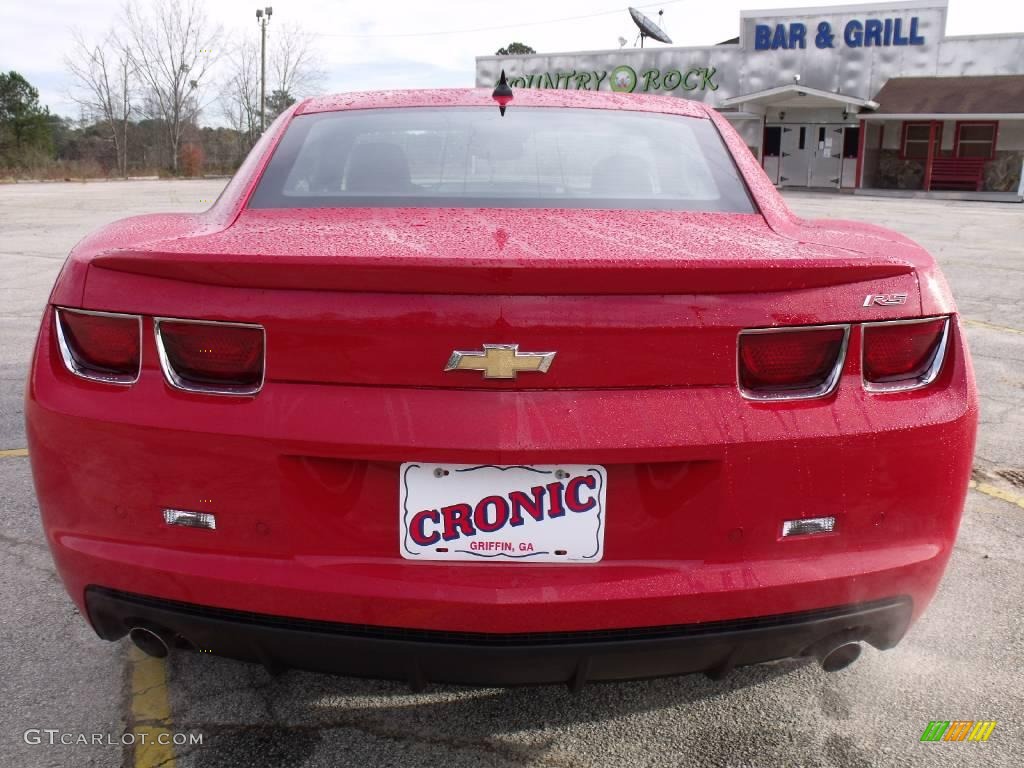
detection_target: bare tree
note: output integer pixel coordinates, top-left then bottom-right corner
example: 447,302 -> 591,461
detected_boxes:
122,0 -> 221,173
65,29 -> 135,177
219,20 -> 325,156
270,23 -> 326,101
219,39 -> 261,154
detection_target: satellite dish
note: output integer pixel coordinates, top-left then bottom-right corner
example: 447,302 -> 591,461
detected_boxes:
628,7 -> 672,47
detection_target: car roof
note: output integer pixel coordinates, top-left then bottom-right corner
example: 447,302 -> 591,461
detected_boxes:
295,88 -> 710,119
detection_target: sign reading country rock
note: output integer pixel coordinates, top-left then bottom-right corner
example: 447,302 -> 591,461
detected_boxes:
507,66 -> 719,93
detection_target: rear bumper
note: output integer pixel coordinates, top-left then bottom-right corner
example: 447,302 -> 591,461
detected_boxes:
28,310 -> 977,636
86,587 -> 913,687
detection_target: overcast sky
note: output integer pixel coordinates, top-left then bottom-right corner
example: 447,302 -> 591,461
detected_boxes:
3,0 -> 1023,121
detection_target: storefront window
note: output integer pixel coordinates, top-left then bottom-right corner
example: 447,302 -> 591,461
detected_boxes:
901,122 -> 942,159
955,122 -> 998,160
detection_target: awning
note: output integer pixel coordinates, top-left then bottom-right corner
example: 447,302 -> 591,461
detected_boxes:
866,75 -> 1024,117
716,109 -> 767,120
719,84 -> 878,111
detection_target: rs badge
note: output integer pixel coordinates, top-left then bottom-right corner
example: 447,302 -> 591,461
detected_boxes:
863,293 -> 908,307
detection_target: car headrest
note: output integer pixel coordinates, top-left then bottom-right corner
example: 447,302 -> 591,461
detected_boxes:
346,143 -> 412,194
590,154 -> 655,197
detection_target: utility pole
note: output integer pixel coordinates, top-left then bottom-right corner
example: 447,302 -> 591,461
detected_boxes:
256,6 -> 273,132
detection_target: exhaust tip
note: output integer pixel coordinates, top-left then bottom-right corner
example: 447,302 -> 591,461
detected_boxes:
819,641 -> 861,672
129,626 -> 170,658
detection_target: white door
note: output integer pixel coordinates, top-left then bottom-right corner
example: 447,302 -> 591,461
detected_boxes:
779,125 -> 811,187
809,126 -> 844,188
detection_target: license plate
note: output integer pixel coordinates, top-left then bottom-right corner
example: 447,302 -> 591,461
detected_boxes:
399,463 -> 607,563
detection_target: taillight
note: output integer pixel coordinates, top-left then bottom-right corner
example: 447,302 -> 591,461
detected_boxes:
862,317 -> 949,392
55,308 -> 141,384
738,325 -> 849,400
155,319 -> 265,395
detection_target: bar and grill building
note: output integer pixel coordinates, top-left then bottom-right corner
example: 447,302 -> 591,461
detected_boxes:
475,0 -> 1024,199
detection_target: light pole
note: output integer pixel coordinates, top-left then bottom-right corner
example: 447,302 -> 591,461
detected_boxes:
256,6 -> 273,132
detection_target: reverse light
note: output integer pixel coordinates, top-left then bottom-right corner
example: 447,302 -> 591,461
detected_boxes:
738,324 -> 849,400
862,317 -> 949,393
163,508 -> 217,530
155,318 -> 265,396
782,516 -> 836,537
55,308 -> 142,384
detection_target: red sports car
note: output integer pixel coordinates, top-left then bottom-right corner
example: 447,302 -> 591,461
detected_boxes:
26,88 -> 977,688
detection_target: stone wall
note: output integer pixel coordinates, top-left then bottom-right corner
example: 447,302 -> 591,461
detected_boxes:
873,149 -> 1023,192
876,151 -> 924,189
984,151 -> 1024,192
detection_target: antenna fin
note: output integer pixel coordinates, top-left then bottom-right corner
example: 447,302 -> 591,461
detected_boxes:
492,69 -> 513,117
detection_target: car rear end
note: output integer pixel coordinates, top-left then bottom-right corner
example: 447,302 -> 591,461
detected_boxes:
26,90 -> 977,687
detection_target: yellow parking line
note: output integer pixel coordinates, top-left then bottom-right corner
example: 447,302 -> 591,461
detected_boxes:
0,448 -> 28,457
962,318 -> 1024,336
129,646 -> 176,768
969,480 -> 1024,511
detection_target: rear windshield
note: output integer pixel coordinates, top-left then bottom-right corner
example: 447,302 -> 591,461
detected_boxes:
248,107 -> 754,212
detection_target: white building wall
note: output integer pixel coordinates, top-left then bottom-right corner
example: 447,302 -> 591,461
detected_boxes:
476,1 -> 1024,108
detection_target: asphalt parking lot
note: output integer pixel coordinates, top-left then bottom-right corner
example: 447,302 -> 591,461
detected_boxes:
1,180 -> 1022,768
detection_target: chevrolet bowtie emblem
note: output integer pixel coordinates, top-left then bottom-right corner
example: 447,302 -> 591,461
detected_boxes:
445,344 -> 556,380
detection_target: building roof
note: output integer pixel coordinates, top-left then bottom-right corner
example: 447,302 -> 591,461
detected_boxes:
720,84 -> 878,111
870,75 -> 1024,116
